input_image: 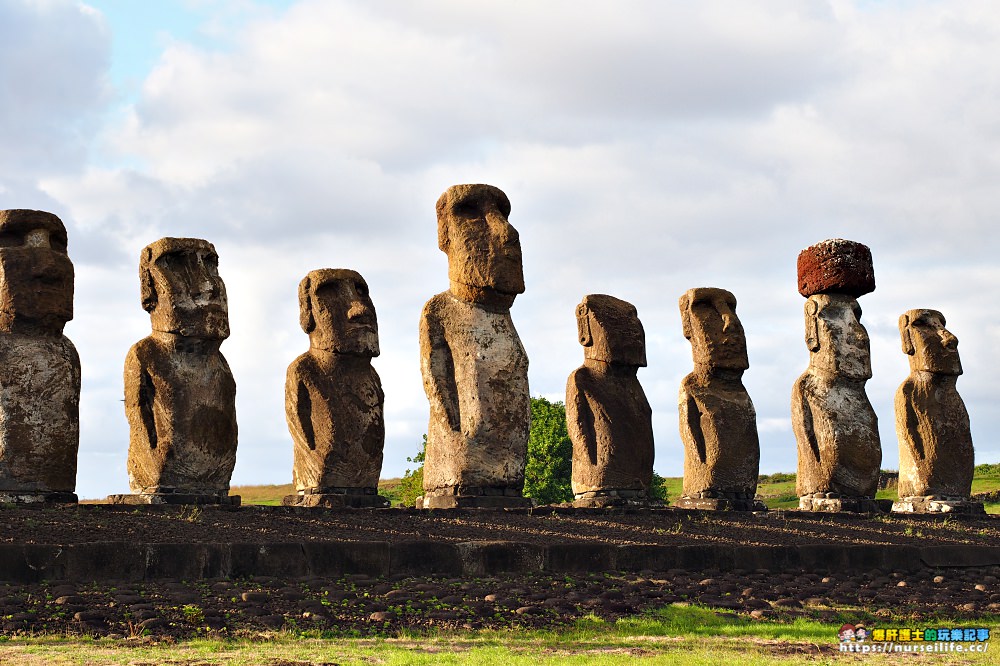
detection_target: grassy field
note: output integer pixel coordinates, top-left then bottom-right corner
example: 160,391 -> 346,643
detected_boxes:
232,465 -> 1000,513
1,605 -> 995,665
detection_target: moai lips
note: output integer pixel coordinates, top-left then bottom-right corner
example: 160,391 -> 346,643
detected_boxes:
567,295 -> 654,506
675,288 -> 763,511
283,269 -> 387,508
0,210 -> 80,503
419,184 -> 531,508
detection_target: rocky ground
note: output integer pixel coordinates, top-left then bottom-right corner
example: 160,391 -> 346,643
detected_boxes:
1,504 -> 998,639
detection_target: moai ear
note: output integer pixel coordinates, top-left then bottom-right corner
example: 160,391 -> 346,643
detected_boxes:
899,313 -> 914,355
298,275 -> 314,333
139,247 -> 157,313
805,298 -> 820,352
679,294 -> 693,340
576,303 -> 593,347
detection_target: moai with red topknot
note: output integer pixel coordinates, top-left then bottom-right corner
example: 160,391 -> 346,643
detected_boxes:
792,239 -> 882,513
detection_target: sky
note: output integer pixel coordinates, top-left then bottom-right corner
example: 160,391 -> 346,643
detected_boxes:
1,0 -> 998,500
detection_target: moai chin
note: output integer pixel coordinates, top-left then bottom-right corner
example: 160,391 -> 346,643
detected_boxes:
566,294 -> 654,507
675,288 -> 764,511
792,239 -> 882,513
283,268 -> 388,508
0,210 -> 80,503
892,309 -> 982,514
419,184 -> 531,508
111,237 -> 239,505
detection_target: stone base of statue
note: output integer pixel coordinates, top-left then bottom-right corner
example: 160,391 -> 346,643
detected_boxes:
798,495 -> 883,513
418,486 -> 532,509
282,487 -> 390,508
108,492 -> 241,506
891,496 -> 986,515
572,489 -> 654,508
0,491 -> 78,504
674,496 -> 766,511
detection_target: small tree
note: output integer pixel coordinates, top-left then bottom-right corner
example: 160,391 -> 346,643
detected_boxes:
524,397 -> 574,504
397,434 -> 426,507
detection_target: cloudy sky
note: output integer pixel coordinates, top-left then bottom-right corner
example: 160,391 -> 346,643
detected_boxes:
2,0 -> 998,499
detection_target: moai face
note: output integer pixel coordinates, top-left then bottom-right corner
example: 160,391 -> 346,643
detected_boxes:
0,210 -> 73,334
576,294 -> 646,366
679,287 -> 748,370
140,238 -> 229,340
804,293 -> 871,380
299,269 -> 379,356
437,184 -> 525,299
900,309 -> 961,375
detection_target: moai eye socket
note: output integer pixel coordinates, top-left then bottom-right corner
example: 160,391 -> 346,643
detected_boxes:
355,281 -> 369,297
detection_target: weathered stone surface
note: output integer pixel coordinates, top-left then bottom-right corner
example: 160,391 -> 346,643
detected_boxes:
284,269 -> 386,506
567,295 -> 653,505
797,239 -> 875,298
122,238 -> 237,500
894,309 -> 976,506
420,185 -> 529,507
0,210 -> 80,502
676,288 -> 761,510
792,293 -> 881,505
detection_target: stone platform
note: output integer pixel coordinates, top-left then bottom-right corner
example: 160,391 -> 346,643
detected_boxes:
0,491 -> 78,504
892,496 -> 986,515
673,497 -> 767,511
798,496 -> 888,513
108,493 -> 241,506
283,491 -> 390,508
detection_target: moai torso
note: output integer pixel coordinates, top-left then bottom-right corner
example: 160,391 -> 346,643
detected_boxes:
566,294 -> 652,497
285,269 -> 384,493
894,309 -> 973,498
677,288 -> 760,500
0,210 -> 80,498
421,291 -> 529,490
420,184 -> 530,501
123,237 -> 237,497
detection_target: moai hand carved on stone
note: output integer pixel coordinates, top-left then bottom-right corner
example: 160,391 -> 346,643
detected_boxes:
0,210 -> 80,503
419,184 -> 531,508
566,295 -> 654,507
792,239 -> 881,513
892,309 -> 981,514
675,288 -> 763,511
283,269 -> 388,508
113,238 -> 239,505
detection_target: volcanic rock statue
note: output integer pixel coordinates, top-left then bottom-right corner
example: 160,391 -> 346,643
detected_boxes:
792,239 -> 882,513
0,210 -> 80,503
675,288 -> 764,511
112,238 -> 239,505
283,269 -> 388,508
566,294 -> 654,507
419,184 -> 531,508
892,309 -> 982,514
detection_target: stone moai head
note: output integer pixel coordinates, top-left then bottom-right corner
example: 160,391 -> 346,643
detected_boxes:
139,237 -> 229,340
576,294 -> 646,366
679,287 -> 748,371
298,268 -> 379,356
804,293 -> 872,380
437,184 -> 524,303
0,209 -> 74,335
899,308 -> 961,376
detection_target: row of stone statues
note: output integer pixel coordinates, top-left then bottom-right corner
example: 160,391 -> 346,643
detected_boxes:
0,193 -> 981,514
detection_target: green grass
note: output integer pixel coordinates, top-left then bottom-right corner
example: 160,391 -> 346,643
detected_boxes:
2,606 -> 995,665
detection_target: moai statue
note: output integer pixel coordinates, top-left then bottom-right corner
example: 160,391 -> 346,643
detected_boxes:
111,238 -> 239,505
0,210 -> 80,503
566,295 -> 654,507
419,184 -> 531,508
675,288 -> 764,511
892,310 -> 983,514
792,239 -> 882,513
283,269 -> 388,508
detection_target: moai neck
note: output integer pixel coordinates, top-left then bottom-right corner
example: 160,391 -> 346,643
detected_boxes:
912,370 -> 957,390
449,281 -> 516,312
307,347 -> 372,372
151,330 -> 223,355
693,364 -> 744,385
583,358 -> 638,379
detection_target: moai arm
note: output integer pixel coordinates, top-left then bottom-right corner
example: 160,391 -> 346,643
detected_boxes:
566,372 -> 598,466
792,379 -> 820,462
419,302 -> 460,431
124,346 -> 157,449
678,388 -> 707,464
895,381 -> 925,460
285,365 -> 315,450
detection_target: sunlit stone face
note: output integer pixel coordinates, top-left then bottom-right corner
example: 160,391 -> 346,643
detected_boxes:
806,293 -> 871,380
142,238 -> 229,340
680,287 -> 748,371
901,308 -> 961,376
577,294 -> 646,366
0,210 -> 74,334
300,268 -> 379,356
